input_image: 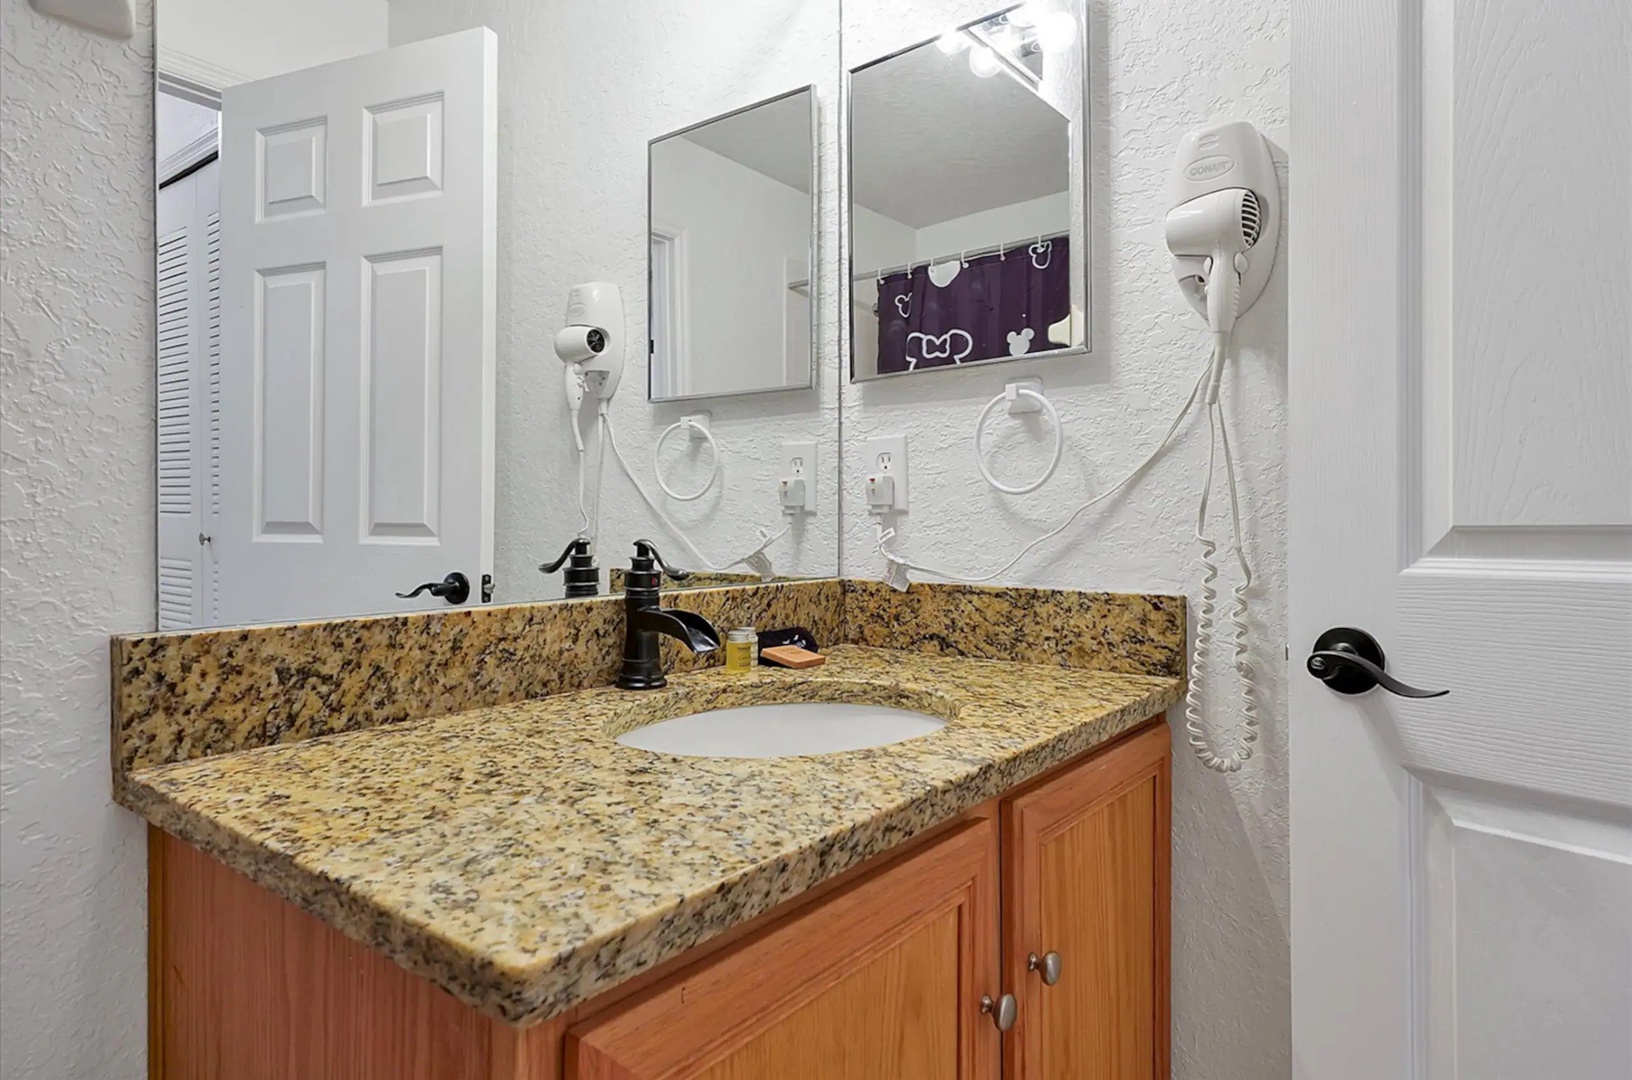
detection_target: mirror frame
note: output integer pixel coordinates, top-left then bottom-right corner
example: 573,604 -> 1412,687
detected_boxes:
646,84 -> 821,403
844,0 -> 1091,383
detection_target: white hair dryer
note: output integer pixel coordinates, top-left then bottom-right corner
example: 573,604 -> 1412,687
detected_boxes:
1163,121 -> 1278,368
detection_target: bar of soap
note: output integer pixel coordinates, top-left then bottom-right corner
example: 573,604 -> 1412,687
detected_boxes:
760,645 -> 826,669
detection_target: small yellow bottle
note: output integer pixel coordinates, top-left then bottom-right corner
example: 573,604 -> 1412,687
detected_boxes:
725,627 -> 758,672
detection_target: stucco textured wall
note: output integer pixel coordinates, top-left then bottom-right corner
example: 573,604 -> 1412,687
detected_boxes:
841,3 -> 1291,1078
1,1 -> 156,1077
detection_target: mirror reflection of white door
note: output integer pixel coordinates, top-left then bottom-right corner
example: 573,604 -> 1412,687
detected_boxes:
217,27 -> 496,625
1291,1 -> 1631,1077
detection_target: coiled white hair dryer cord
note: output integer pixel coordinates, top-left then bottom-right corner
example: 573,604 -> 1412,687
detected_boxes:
1184,339 -> 1257,773
600,403 -> 788,579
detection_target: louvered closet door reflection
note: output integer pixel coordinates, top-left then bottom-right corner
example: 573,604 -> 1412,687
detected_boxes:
156,160 -> 221,630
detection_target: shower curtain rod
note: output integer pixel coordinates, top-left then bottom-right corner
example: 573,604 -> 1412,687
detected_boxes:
786,229 -> 1070,292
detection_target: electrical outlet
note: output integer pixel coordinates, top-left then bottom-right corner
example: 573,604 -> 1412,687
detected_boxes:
863,435 -> 908,512
778,440 -> 817,514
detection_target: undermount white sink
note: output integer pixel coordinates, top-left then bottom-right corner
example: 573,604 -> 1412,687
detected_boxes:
615,701 -> 947,759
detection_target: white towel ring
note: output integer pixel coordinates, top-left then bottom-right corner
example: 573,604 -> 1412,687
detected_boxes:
653,417 -> 720,502
974,385 -> 1063,496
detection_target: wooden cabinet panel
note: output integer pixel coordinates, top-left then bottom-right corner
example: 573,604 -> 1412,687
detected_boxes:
695,909 -> 959,1080
150,829 -> 499,1080
567,816 -> 1002,1080
1002,721 -> 1171,1080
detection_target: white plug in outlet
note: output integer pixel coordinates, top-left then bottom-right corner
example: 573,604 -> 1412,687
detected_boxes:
778,440 -> 817,514
863,435 -> 908,512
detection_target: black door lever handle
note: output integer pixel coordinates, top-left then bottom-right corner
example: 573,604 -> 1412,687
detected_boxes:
396,572 -> 471,605
1306,627 -> 1448,698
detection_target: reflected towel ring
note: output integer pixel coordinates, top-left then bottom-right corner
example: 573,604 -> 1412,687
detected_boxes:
653,417 -> 720,502
974,384 -> 1063,496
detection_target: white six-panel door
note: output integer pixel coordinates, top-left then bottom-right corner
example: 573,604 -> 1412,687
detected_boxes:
217,27 -> 496,625
1291,0 -> 1631,1077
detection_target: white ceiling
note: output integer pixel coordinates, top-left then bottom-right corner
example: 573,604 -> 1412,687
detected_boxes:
676,90 -> 814,194
850,40 -> 1069,228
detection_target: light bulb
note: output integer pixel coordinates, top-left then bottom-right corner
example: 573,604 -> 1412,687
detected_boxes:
1037,11 -> 1077,53
936,30 -> 968,55
968,44 -> 1001,78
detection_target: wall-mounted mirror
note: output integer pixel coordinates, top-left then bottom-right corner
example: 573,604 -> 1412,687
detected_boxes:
648,88 -> 817,402
848,1 -> 1088,380
152,0 -> 840,630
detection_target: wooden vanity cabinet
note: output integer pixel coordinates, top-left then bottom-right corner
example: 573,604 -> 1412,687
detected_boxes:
568,816 -> 1002,1080
1002,720 -> 1171,1080
148,719 -> 1169,1080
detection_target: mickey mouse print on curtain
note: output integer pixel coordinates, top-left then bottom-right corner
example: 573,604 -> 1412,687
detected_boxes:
876,235 -> 1070,375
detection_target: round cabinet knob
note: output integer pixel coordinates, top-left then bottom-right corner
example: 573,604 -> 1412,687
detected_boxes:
1028,950 -> 1063,986
981,993 -> 1018,1032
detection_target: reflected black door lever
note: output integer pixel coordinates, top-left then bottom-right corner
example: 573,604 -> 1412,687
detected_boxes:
1305,627 -> 1448,698
396,572 -> 471,605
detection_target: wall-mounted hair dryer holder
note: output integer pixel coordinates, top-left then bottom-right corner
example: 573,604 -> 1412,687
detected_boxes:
1164,121 -> 1280,329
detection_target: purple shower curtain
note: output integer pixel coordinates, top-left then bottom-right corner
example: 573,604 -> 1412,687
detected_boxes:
875,235 -> 1069,375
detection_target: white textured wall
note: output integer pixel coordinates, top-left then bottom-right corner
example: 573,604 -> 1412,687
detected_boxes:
388,1 -> 842,601
1,2 -> 156,1077
842,3 -> 1291,1079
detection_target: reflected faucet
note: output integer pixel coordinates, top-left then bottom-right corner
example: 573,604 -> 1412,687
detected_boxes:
618,540 -> 721,690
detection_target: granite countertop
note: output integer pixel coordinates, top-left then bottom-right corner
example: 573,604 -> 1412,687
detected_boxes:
123,644 -> 1181,1026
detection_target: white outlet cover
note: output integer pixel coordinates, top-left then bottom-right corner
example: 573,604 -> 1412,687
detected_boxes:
779,440 -> 817,514
863,435 -> 908,512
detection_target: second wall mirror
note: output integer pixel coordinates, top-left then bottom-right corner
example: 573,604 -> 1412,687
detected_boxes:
649,87 -> 818,402
848,1 -> 1088,381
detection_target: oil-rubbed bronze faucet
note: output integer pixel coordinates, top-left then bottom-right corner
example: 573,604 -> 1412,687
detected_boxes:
617,540 -> 721,689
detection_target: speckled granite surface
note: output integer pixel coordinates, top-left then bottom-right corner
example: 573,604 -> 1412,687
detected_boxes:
111,579 -> 844,783
841,580 -> 1186,678
111,580 -> 1182,786
122,646 -> 1180,1026
606,568 -> 767,592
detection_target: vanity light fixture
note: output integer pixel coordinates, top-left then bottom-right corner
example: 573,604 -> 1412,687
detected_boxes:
935,29 -> 968,55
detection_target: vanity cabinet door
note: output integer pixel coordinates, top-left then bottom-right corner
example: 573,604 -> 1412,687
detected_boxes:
566,817 -> 1002,1080
1002,720 -> 1171,1080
